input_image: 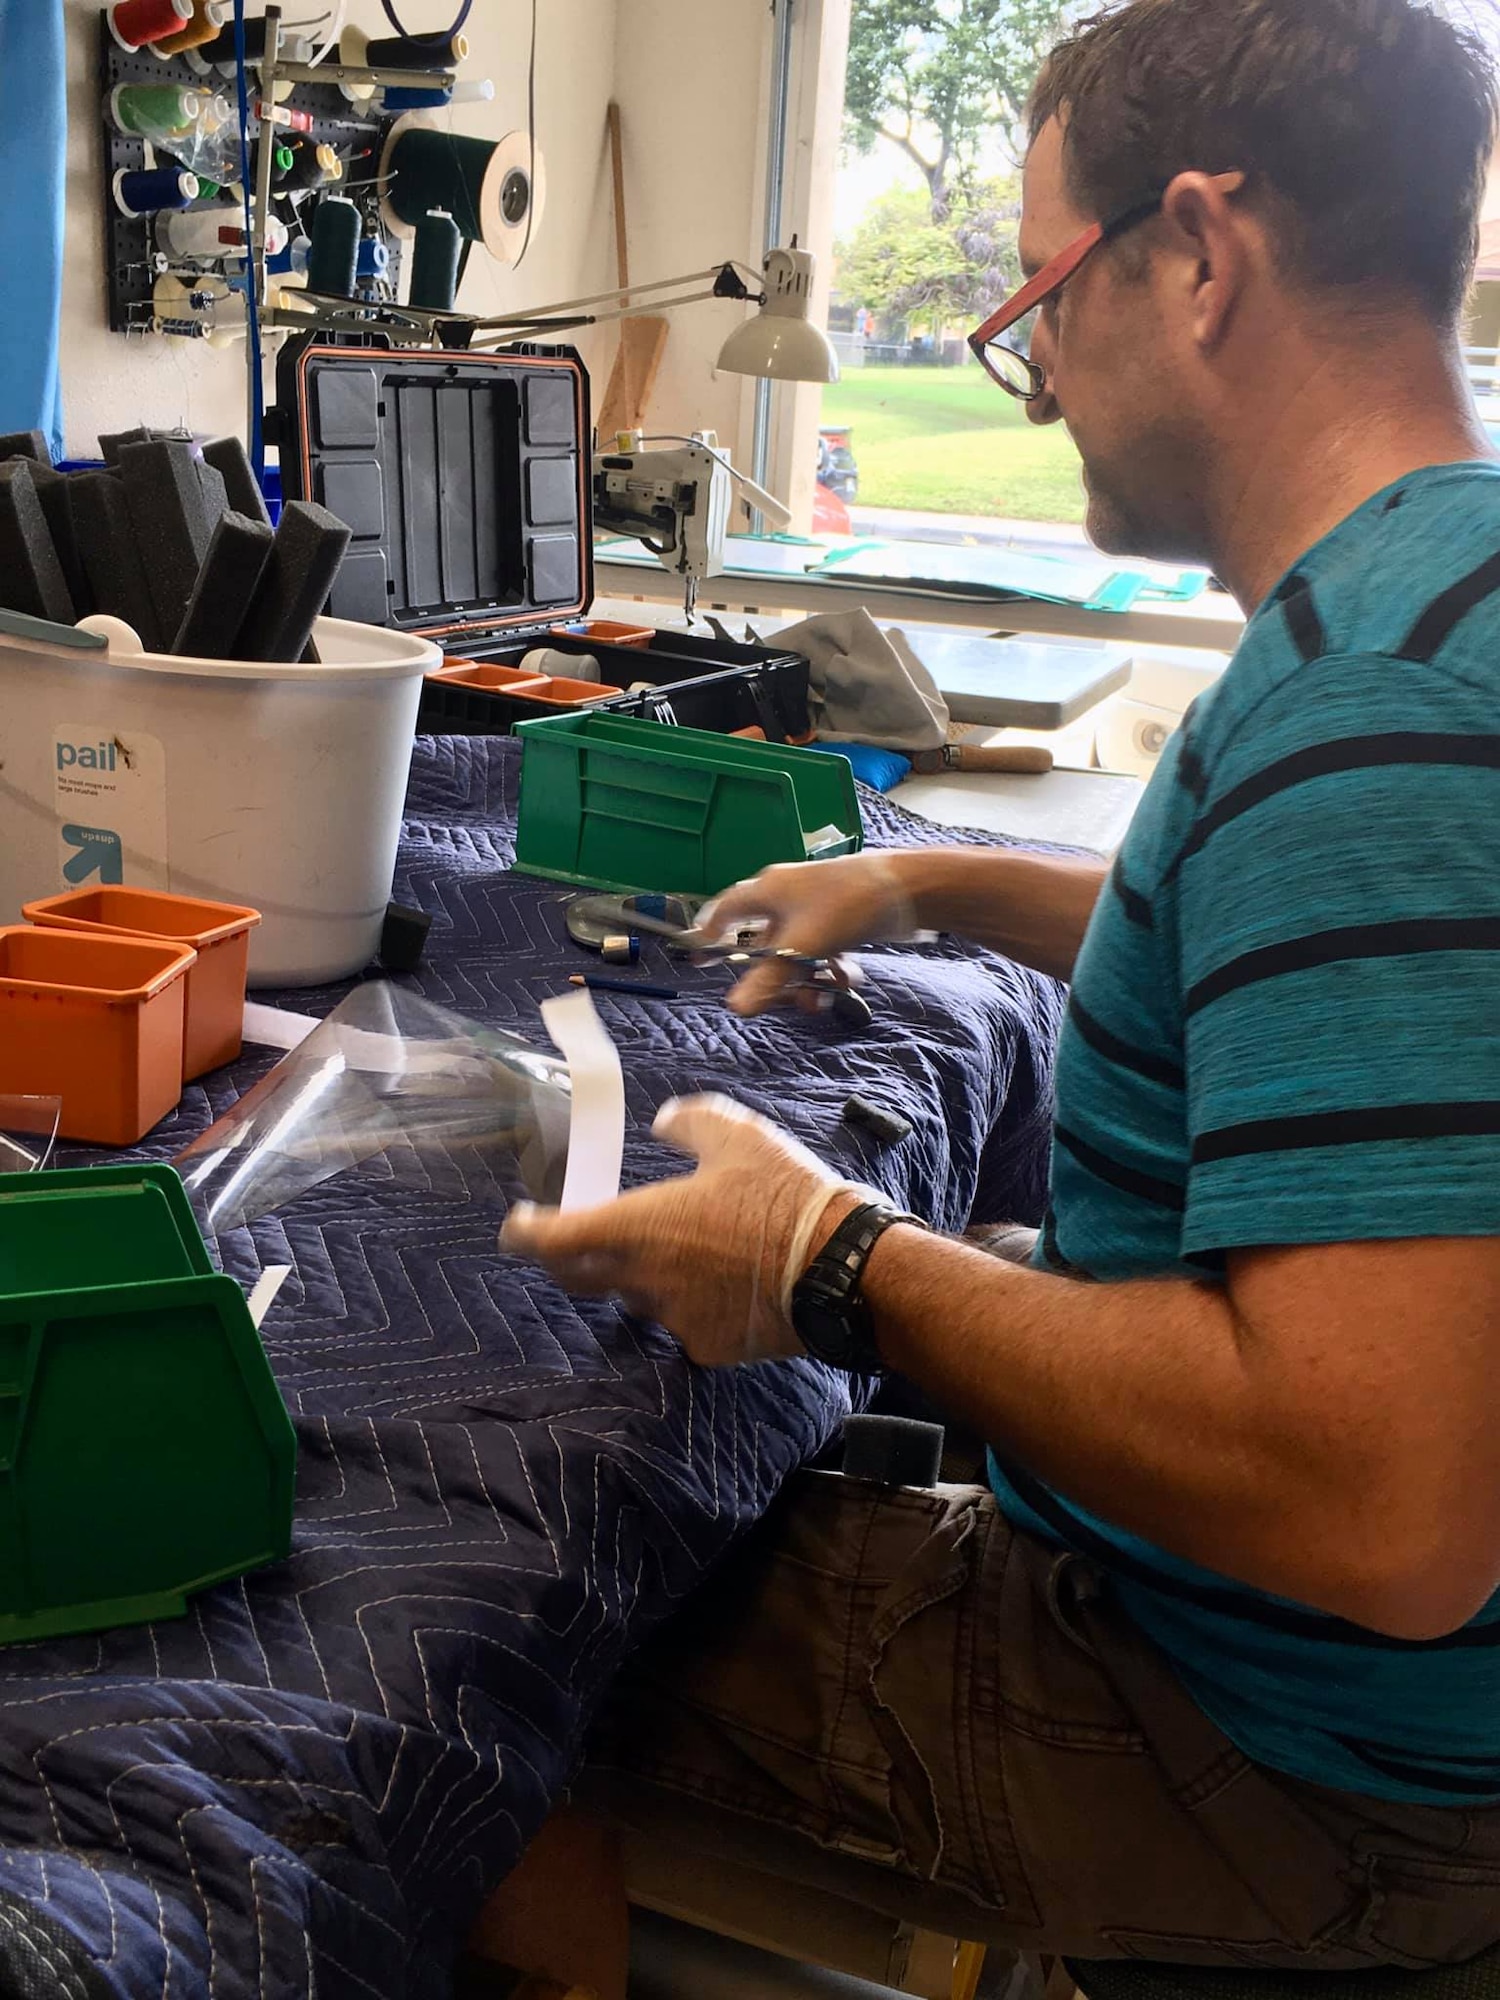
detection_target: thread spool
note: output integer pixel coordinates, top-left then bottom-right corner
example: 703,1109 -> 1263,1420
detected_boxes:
284,138 -> 342,191
306,196 -> 361,298
110,81 -> 201,138
113,166 -> 200,218
356,236 -> 390,281
158,205 -> 288,262
152,0 -> 223,55
109,0 -> 191,51
409,209 -> 462,312
381,123 -> 544,265
364,30 -> 469,66
380,78 -> 495,113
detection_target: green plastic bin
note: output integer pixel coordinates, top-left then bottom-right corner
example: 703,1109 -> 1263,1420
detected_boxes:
0,1165 -> 296,1643
513,712 -> 864,897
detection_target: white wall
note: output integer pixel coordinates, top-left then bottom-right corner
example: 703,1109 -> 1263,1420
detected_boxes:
607,0 -> 850,530
57,0 -> 618,457
608,0 -> 772,473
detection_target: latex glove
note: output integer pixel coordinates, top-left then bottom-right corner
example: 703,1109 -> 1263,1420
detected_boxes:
500,1094 -> 869,1365
698,852 -> 918,1017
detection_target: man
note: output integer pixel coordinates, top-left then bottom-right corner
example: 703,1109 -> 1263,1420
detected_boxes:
503,0 -> 1500,1974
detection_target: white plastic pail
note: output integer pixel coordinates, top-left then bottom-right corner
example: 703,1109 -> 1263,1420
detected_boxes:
0,616 -> 441,987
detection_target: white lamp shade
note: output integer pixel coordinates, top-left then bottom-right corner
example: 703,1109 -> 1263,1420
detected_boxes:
717,313 -> 839,382
715,243 -> 840,383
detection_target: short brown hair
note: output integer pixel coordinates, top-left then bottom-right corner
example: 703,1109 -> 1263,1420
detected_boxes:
1030,0 -> 1499,323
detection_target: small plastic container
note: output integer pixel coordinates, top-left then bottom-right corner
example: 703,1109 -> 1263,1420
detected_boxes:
431,661 -> 551,695
513,712 -> 863,898
551,619 -> 655,649
0,1163 -> 296,1643
0,926 -> 196,1146
23,887 -> 260,1082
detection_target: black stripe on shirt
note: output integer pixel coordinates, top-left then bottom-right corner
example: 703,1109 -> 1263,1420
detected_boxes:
1175,734 -> 1209,803
1336,1738 -> 1500,1797
1111,858 -> 1153,930
1053,1125 -> 1187,1212
1193,1099 -> 1500,1167
1184,916 -> 1500,1018
1169,734 -> 1500,879
1069,997 -> 1185,1090
1039,1211 -> 1097,1282
1000,1462 -> 1500,1654
1399,548 -> 1500,663
1278,575 -> 1327,664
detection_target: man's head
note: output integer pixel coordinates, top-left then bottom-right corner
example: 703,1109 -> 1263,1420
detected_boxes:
1016,0 -> 1498,562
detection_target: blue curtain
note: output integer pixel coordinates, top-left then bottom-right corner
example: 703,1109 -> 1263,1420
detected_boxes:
0,0 -> 65,459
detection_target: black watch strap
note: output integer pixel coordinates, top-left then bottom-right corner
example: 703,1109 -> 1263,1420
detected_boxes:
790,1200 -> 921,1372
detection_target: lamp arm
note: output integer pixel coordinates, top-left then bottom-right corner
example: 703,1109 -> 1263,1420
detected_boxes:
469,286 -> 734,349
469,261 -> 762,332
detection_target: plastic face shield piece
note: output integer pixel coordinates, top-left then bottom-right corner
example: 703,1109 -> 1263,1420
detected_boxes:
0,1098 -> 61,1174
174,984 -> 571,1238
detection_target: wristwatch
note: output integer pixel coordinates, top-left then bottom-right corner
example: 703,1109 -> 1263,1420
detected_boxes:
790,1201 -> 920,1371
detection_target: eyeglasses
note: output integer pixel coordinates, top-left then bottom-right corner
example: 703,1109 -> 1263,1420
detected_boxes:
968,193 -> 1167,400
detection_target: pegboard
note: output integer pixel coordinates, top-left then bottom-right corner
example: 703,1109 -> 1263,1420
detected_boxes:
99,9 -> 400,338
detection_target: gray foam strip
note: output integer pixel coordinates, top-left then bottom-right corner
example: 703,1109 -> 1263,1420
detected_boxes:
70,471 -> 162,650
118,439 -> 215,645
201,435 -> 271,526
174,511 -> 275,658
0,460 -> 74,624
236,499 -> 352,662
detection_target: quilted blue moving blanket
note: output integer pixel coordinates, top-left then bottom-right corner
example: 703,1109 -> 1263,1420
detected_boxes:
0,736 -> 1063,1998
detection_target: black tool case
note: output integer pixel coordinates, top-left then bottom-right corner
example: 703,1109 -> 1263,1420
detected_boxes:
274,336 -> 812,740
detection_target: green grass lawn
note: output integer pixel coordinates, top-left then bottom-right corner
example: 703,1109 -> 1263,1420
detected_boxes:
820,365 -> 1086,525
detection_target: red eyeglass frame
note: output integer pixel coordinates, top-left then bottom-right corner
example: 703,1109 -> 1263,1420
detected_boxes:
967,193 -> 1167,399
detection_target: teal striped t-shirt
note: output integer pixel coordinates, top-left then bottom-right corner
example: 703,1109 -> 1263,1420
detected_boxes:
990,462 -> 1500,1806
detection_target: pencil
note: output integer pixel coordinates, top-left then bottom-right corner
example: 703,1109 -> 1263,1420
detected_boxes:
569,973 -> 682,1000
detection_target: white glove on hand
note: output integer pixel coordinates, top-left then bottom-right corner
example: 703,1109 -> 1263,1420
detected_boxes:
499,1094 -> 873,1364
698,852 -> 919,1017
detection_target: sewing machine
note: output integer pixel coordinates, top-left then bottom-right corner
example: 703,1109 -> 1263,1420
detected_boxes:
590,430 -> 791,619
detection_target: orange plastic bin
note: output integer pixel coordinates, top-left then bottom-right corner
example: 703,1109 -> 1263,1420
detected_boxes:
22,888 -> 260,1082
0,927 -> 196,1146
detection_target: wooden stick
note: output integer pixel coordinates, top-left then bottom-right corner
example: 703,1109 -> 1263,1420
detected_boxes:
911,744 -> 1055,775
607,103 -> 629,301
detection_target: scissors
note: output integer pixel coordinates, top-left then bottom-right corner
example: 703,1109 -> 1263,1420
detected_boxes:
562,895 -> 875,1027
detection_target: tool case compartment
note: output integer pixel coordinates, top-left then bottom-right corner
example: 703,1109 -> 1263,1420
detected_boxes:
274,335 -> 812,740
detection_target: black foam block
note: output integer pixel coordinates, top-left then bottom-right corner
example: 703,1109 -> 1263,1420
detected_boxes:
28,465 -> 90,617
118,439 -> 215,644
197,459 -> 230,534
236,500 -> 351,662
98,426 -> 153,466
0,431 -> 50,466
174,511 -> 275,658
0,460 -> 74,623
201,435 -> 271,525
70,472 -> 162,649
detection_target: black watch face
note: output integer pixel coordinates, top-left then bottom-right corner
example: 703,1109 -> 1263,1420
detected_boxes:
793,1297 -> 856,1366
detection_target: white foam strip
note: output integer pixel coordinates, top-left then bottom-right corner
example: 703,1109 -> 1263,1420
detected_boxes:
539,988 -> 625,1212
243,1003 -> 322,1050
246,1264 -> 293,1330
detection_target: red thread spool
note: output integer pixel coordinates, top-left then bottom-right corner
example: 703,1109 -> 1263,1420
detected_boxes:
109,0 -> 192,51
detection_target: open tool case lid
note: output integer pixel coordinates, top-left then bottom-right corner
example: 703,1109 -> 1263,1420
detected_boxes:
275,336 -> 594,641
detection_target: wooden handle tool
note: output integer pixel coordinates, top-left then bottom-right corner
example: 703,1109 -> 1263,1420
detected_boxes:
910,743 -> 1055,775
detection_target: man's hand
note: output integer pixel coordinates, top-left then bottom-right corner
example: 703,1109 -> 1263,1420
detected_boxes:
699,853 -> 917,1015
500,1095 -> 864,1365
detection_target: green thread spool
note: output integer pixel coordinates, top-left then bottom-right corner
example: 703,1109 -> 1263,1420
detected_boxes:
385,126 -> 528,246
110,82 -> 202,138
306,196 -> 361,298
409,208 -> 462,311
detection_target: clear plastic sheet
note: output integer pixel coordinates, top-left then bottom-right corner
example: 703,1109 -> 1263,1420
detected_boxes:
0,1098 -> 61,1175
174,985 -> 572,1238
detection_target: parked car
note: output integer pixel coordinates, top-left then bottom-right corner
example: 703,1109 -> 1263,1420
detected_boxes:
818,426 -> 858,502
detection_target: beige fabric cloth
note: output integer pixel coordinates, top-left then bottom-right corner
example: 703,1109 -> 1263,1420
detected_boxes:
775,609 -> 950,752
